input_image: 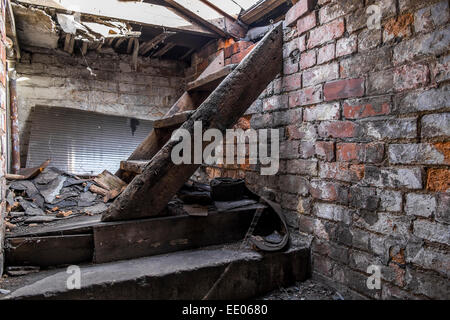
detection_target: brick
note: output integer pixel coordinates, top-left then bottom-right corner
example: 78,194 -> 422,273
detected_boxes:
393,63 -> 429,92
285,0 -> 317,27
272,108 -> 303,126
383,13 -> 413,42
389,143 -> 450,165
343,97 -> 390,119
421,113 -> 450,138
317,43 -> 335,64
393,26 -> 450,64
286,123 -> 317,141
358,29 -> 382,52
298,141 -> 316,158
396,86 -> 450,113
319,162 -> 364,182
304,102 -> 339,121
314,203 -> 353,225
288,85 -> 323,107
340,47 -> 392,78
410,247 -> 450,278
250,113 -> 272,129
310,180 -> 349,204
318,121 -> 360,138
283,38 -> 299,59
324,78 -> 364,101
280,140 -> 301,159
436,193 -> 450,224
299,214 -> 315,234
298,35 -> 306,52
426,168 -> 450,192
413,220 -> 450,245
279,174 -> 309,195
432,54 -> 450,83
286,159 -> 318,176
262,94 -> 289,111
367,69 -> 394,95
363,166 -> 422,189
345,7 -> 367,34
312,239 -> 349,264
405,193 -> 436,217
315,141 -> 335,161
307,18 -> 345,49
303,63 -> 339,87
356,212 -> 410,238
364,118 -> 417,140
337,142 -> 384,163
336,34 -> 357,57
377,189 -> 402,212
414,1 -> 449,34
300,50 -> 316,70
283,57 -> 299,75
318,0 -> 363,24
281,73 -> 302,92
297,11 -> 316,34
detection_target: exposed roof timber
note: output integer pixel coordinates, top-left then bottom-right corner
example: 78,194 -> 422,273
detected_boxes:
138,31 -> 175,55
15,0 -> 217,37
151,42 -> 176,57
240,0 -> 286,25
162,0 -> 227,37
160,0 -> 247,38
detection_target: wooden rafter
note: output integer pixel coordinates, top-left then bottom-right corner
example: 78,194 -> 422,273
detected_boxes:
138,31 -> 175,55
151,42 -> 176,58
16,0 -> 216,37
240,0 -> 286,25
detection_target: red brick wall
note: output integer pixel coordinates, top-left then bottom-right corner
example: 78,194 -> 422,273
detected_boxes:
203,0 -> 449,299
0,0 -> 7,275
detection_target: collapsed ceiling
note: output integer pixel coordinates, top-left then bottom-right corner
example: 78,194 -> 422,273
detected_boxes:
7,0 -> 288,61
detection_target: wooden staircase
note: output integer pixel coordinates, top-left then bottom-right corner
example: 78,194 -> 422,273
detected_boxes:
4,24 -> 284,275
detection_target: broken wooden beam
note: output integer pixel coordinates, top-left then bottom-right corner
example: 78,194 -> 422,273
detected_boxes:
120,160 -> 149,174
102,24 -> 283,221
186,64 -> 237,92
153,110 -> 194,129
151,42 -> 176,58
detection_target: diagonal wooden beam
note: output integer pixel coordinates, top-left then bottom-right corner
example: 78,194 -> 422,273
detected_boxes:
102,24 -> 283,222
138,31 -> 175,55
151,42 -> 176,58
163,0 -> 227,37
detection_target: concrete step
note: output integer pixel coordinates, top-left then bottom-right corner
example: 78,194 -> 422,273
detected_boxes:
2,243 -> 309,300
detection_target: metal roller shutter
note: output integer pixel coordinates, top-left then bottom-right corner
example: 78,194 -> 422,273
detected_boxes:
26,106 -> 153,175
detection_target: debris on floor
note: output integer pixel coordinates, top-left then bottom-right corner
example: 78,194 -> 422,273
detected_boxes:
5,166 -> 126,231
260,279 -> 341,300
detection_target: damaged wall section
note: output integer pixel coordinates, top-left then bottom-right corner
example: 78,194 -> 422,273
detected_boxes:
15,47 -> 186,166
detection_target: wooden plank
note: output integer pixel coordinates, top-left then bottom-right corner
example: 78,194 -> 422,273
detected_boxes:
153,110 -> 194,129
94,170 -> 126,191
186,64 -> 236,92
6,234 -> 93,267
151,42 -> 176,58
94,205 -> 266,263
120,160 -> 149,174
240,0 -> 286,25
138,31 -> 175,55
103,24 -> 283,222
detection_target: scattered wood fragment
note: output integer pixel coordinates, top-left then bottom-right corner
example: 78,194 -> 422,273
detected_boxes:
94,170 -> 126,191
56,210 -> 73,218
89,184 -> 108,196
5,159 -> 50,180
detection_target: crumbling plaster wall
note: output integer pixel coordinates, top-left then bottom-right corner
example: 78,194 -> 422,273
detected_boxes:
15,47 -> 186,166
204,0 -> 450,299
0,0 -> 7,275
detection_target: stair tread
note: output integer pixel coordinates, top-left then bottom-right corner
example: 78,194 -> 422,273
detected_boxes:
186,64 -> 237,92
153,110 -> 195,129
3,244 -> 309,300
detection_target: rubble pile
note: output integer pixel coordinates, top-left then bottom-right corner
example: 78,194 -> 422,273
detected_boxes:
5,167 -> 111,229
